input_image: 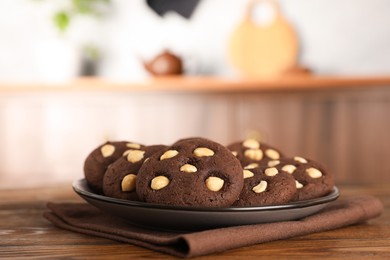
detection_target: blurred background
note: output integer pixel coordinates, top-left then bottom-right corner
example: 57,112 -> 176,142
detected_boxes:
0,0 -> 390,188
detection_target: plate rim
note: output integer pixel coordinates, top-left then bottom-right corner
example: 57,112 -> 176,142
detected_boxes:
73,178 -> 339,212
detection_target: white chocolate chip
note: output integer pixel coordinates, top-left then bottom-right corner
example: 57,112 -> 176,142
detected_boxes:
252,180 -> 267,193
126,143 -> 141,149
268,160 -> 280,167
306,168 -> 323,178
126,150 -> 145,163
101,144 -> 115,157
295,180 -> 303,189
265,167 -> 279,176
121,174 -> 137,192
265,149 -> 280,160
144,157 -> 150,163
232,151 -> 238,157
193,147 -> 215,157
244,149 -> 263,161
243,139 -> 260,149
244,163 -> 259,169
294,156 -> 308,164
180,164 -> 197,173
123,150 -> 131,156
243,170 -> 254,179
151,176 -> 170,190
205,177 -> 224,191
282,164 -> 297,174
160,150 -> 179,160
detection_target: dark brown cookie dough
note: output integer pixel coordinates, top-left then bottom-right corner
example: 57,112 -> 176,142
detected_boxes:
102,145 -> 167,201
233,165 -> 297,206
272,156 -> 335,201
173,137 -> 204,144
84,141 -> 145,193
227,139 -> 285,168
136,138 -> 244,207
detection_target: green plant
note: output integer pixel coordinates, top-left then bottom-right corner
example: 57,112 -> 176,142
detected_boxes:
52,0 -> 111,32
83,43 -> 100,60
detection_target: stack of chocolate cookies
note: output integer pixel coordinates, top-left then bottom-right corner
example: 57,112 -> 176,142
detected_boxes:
84,137 -> 334,207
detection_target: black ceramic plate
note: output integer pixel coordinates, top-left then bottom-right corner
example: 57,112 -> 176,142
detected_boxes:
73,178 -> 339,231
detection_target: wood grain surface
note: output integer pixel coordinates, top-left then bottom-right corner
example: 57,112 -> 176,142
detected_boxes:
0,184 -> 389,259
1,77 -> 390,189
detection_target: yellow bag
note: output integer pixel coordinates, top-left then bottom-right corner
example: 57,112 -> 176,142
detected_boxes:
228,0 -> 299,77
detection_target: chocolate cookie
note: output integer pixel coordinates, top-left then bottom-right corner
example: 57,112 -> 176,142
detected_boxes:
136,138 -> 244,207
270,156 -> 334,201
102,145 -> 167,201
233,165 -> 297,206
84,141 -> 144,193
173,137 -> 204,145
227,139 -> 285,167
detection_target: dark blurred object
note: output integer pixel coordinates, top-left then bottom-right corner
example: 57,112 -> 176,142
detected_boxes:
146,0 -> 200,19
143,50 -> 183,76
80,44 -> 100,76
80,59 -> 98,76
282,65 -> 313,77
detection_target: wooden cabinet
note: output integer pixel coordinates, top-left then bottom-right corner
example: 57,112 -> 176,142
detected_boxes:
1,76 -> 390,187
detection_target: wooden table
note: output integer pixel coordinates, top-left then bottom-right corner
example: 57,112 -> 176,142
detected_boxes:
1,184 -> 389,259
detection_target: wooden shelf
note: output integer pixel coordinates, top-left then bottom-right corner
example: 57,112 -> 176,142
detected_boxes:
1,76 -> 390,94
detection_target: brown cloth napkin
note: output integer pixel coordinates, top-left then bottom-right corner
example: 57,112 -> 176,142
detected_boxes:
44,195 -> 383,258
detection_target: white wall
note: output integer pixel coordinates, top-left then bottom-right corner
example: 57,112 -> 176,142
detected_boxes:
1,0 -> 390,82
